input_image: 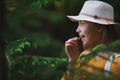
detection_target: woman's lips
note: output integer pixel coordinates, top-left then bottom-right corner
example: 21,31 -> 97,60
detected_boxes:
80,35 -> 85,41
80,35 -> 85,39
81,37 -> 84,42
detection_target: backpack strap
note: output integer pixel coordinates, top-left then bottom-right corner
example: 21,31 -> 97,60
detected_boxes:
104,53 -> 120,77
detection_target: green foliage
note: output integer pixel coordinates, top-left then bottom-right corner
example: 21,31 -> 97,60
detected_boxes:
9,56 -> 67,80
31,0 -> 54,8
6,38 -> 31,68
5,11 -> 65,56
80,40 -> 120,64
6,38 -> 31,56
6,0 -> 54,10
5,0 -> 66,57
6,38 -> 67,80
92,44 -> 106,53
107,40 -> 120,52
92,40 -> 120,54
4,0 -> 120,80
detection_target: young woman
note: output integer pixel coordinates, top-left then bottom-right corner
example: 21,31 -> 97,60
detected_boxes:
61,0 -> 120,80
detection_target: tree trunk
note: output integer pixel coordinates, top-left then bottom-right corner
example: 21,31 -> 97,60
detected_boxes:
0,0 -> 8,80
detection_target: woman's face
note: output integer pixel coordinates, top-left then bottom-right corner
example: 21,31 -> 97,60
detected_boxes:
76,21 -> 103,50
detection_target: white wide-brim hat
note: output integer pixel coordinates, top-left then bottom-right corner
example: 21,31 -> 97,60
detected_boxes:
67,0 -> 119,25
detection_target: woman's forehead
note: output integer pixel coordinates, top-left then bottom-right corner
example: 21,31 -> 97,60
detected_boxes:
78,20 -> 93,24
78,20 -> 103,26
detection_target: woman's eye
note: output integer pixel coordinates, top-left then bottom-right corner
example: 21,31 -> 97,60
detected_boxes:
79,21 -> 85,26
80,21 -> 85,24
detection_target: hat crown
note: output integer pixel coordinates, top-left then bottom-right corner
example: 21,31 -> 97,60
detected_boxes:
80,1 -> 114,21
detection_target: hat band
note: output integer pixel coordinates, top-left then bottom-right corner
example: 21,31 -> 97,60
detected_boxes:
80,13 -> 113,22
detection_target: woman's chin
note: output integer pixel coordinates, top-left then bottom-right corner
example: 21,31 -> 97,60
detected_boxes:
83,43 -> 90,50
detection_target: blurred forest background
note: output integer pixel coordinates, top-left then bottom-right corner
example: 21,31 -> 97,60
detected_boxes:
0,0 -> 120,80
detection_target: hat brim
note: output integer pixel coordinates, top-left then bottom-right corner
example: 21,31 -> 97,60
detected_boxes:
67,15 -> 119,25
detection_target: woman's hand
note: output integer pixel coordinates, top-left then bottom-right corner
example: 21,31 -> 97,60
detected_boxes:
65,37 -> 80,61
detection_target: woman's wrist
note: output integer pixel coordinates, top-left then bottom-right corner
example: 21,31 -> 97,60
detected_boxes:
68,55 -> 79,62
67,57 -> 78,72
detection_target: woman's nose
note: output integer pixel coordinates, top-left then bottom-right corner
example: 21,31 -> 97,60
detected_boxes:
76,26 -> 81,33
